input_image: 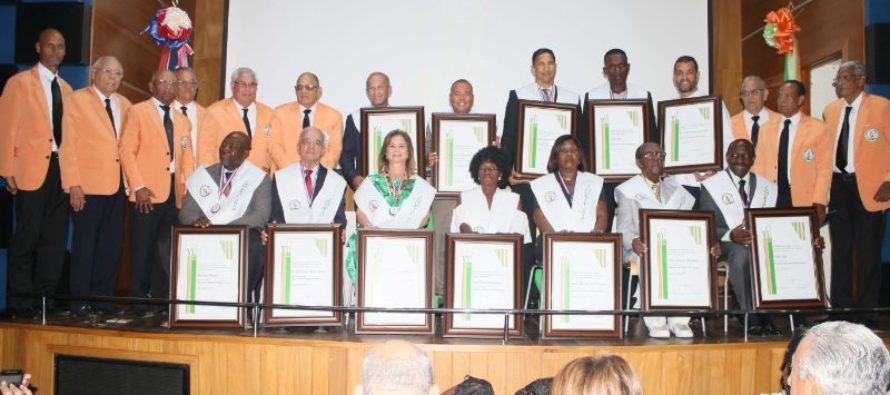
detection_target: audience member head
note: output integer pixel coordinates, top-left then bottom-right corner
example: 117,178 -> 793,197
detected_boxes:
442,376 -> 494,395
230,67 -> 258,107
297,126 -> 327,167
551,354 -> 642,395
90,56 -> 123,97
833,60 -> 866,104
469,146 -> 510,189
219,132 -> 251,171
546,134 -> 587,174
174,67 -> 199,104
366,71 -> 392,108
603,48 -> 630,91
739,75 -> 768,115
295,72 -> 322,108
790,321 -> 890,395
777,80 -> 806,118
379,130 -> 416,176
531,48 -> 557,87
672,55 -> 700,97
355,340 -> 438,395
36,28 -> 65,72
515,377 -> 553,395
726,139 -> 755,179
635,142 -> 665,183
450,79 -> 474,114
150,69 -> 177,105
781,329 -> 807,395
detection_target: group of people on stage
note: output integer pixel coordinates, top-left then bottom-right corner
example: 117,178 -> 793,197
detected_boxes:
2,28 -> 888,340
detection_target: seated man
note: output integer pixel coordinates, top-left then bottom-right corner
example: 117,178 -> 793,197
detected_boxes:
354,340 -> 439,395
180,132 -> 271,303
696,139 -> 779,336
790,321 -> 890,394
270,126 -> 346,228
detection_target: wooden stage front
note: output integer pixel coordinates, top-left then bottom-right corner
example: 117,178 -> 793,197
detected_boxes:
0,320 -> 841,395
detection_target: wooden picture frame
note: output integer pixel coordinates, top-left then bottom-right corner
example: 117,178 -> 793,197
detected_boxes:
360,106 -> 425,177
356,229 -> 434,334
542,232 -> 623,338
748,208 -> 826,309
587,99 -> 651,180
514,100 -> 578,180
657,95 -> 723,174
170,226 -> 247,329
443,233 -> 523,338
264,225 -> 343,326
431,113 -> 496,197
640,210 -> 717,311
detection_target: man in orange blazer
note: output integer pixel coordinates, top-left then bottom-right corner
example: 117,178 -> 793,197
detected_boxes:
197,67 -> 274,173
119,69 -> 194,316
60,56 -> 133,316
823,61 -> 890,321
751,80 -> 831,220
173,67 -> 204,164
0,28 -> 72,317
270,72 -> 343,169
730,75 -> 780,148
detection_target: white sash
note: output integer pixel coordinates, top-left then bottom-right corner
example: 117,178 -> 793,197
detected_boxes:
354,175 -> 435,229
275,163 -> 346,224
615,175 -> 695,211
452,188 -> 519,233
186,162 -> 266,224
530,172 -> 603,232
703,171 -> 777,241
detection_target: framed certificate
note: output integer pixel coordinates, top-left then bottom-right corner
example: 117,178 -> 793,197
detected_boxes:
170,226 -> 247,328
432,113 -> 496,197
356,229 -> 434,334
641,210 -> 717,311
360,107 -> 425,177
657,96 -> 723,173
264,225 -> 342,326
587,99 -> 651,180
542,233 -> 623,338
748,208 -> 826,309
515,100 -> 578,179
444,233 -> 523,338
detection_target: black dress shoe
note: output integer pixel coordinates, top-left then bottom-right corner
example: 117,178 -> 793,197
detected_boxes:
71,305 -> 94,318
11,308 -> 40,320
747,325 -> 767,337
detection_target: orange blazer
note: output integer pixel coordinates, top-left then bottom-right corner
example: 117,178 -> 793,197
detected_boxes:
0,66 -> 73,191
196,98 -> 274,172
823,93 -> 890,212
730,109 -> 780,142
60,87 -> 133,195
270,101 -> 343,169
118,99 -> 194,207
177,101 -> 206,165
752,114 -> 831,206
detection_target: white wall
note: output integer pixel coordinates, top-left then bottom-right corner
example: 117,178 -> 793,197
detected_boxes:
224,0 -> 711,131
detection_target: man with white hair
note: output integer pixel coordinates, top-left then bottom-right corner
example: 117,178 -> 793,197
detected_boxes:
354,340 -> 439,395
790,321 -> 890,395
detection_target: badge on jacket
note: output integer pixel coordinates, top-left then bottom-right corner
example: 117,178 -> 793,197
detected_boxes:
721,193 -> 734,205
864,128 -> 880,142
803,148 -> 815,162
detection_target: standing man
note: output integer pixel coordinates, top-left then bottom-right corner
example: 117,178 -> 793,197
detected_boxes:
614,142 -> 698,338
197,67 -> 274,173
271,72 -> 343,169
340,71 -> 392,190
60,56 -> 133,316
173,67 -> 204,163
0,28 -> 72,317
119,69 -> 194,316
696,139 -> 780,336
823,60 -> 890,323
730,76 -> 780,147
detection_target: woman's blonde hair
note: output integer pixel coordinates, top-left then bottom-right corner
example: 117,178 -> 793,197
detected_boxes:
378,129 -> 416,176
551,354 -> 642,395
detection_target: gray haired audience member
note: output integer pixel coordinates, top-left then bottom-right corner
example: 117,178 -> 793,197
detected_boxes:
355,340 -> 439,395
551,354 -> 642,395
790,321 -> 890,395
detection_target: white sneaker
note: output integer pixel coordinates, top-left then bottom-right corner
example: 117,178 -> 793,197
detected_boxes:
670,323 -> 694,338
647,324 -> 671,338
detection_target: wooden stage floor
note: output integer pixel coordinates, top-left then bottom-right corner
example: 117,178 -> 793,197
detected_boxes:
0,312 -> 886,394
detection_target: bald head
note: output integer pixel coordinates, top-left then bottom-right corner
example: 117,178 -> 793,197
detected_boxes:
36,28 -> 65,72
366,72 -> 391,108
357,340 -> 437,395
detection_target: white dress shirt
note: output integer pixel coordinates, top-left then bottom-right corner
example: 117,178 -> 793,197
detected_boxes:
832,92 -> 863,173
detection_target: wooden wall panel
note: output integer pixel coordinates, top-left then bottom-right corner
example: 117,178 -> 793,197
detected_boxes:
712,0 -> 744,115
192,0 -> 225,105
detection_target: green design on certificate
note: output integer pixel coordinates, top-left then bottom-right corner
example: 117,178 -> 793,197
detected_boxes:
462,256 -> 472,320
528,116 -> 538,169
764,230 -> 778,295
282,246 -> 292,304
657,232 -> 668,299
602,116 -> 611,169
187,248 -> 197,313
671,116 -> 680,162
561,256 -> 570,323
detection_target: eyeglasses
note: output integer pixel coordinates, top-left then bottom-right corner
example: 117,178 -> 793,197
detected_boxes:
96,68 -> 123,78
641,152 -> 666,160
295,84 -> 318,92
176,79 -> 198,86
739,89 -> 765,98
233,81 -> 258,89
832,75 -> 860,85
155,79 -> 175,86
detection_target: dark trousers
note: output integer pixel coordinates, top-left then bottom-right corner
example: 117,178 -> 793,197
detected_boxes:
7,155 -> 69,311
69,187 -> 125,311
128,178 -> 177,309
246,228 -> 266,304
829,173 -> 884,309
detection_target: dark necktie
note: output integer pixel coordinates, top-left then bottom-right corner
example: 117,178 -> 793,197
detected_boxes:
750,115 -> 760,147
222,170 -> 233,196
542,88 -> 553,102
104,98 -> 116,134
777,119 -> 792,207
180,105 -> 188,116
302,108 -> 311,128
161,105 -> 174,156
304,169 -> 314,202
738,179 -> 749,208
835,106 -> 853,173
51,76 -> 63,145
242,108 -> 252,137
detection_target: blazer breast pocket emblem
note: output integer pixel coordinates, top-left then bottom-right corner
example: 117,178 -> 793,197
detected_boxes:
864,128 -> 880,142
802,148 -> 815,162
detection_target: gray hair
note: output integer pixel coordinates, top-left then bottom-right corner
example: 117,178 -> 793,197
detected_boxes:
741,75 -> 766,89
91,55 -> 119,70
230,67 -> 257,85
362,341 -> 433,395
839,60 -> 867,78
797,321 -> 890,395
299,126 -> 330,145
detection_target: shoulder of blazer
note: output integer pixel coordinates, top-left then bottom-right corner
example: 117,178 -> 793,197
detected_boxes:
317,102 -> 343,118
